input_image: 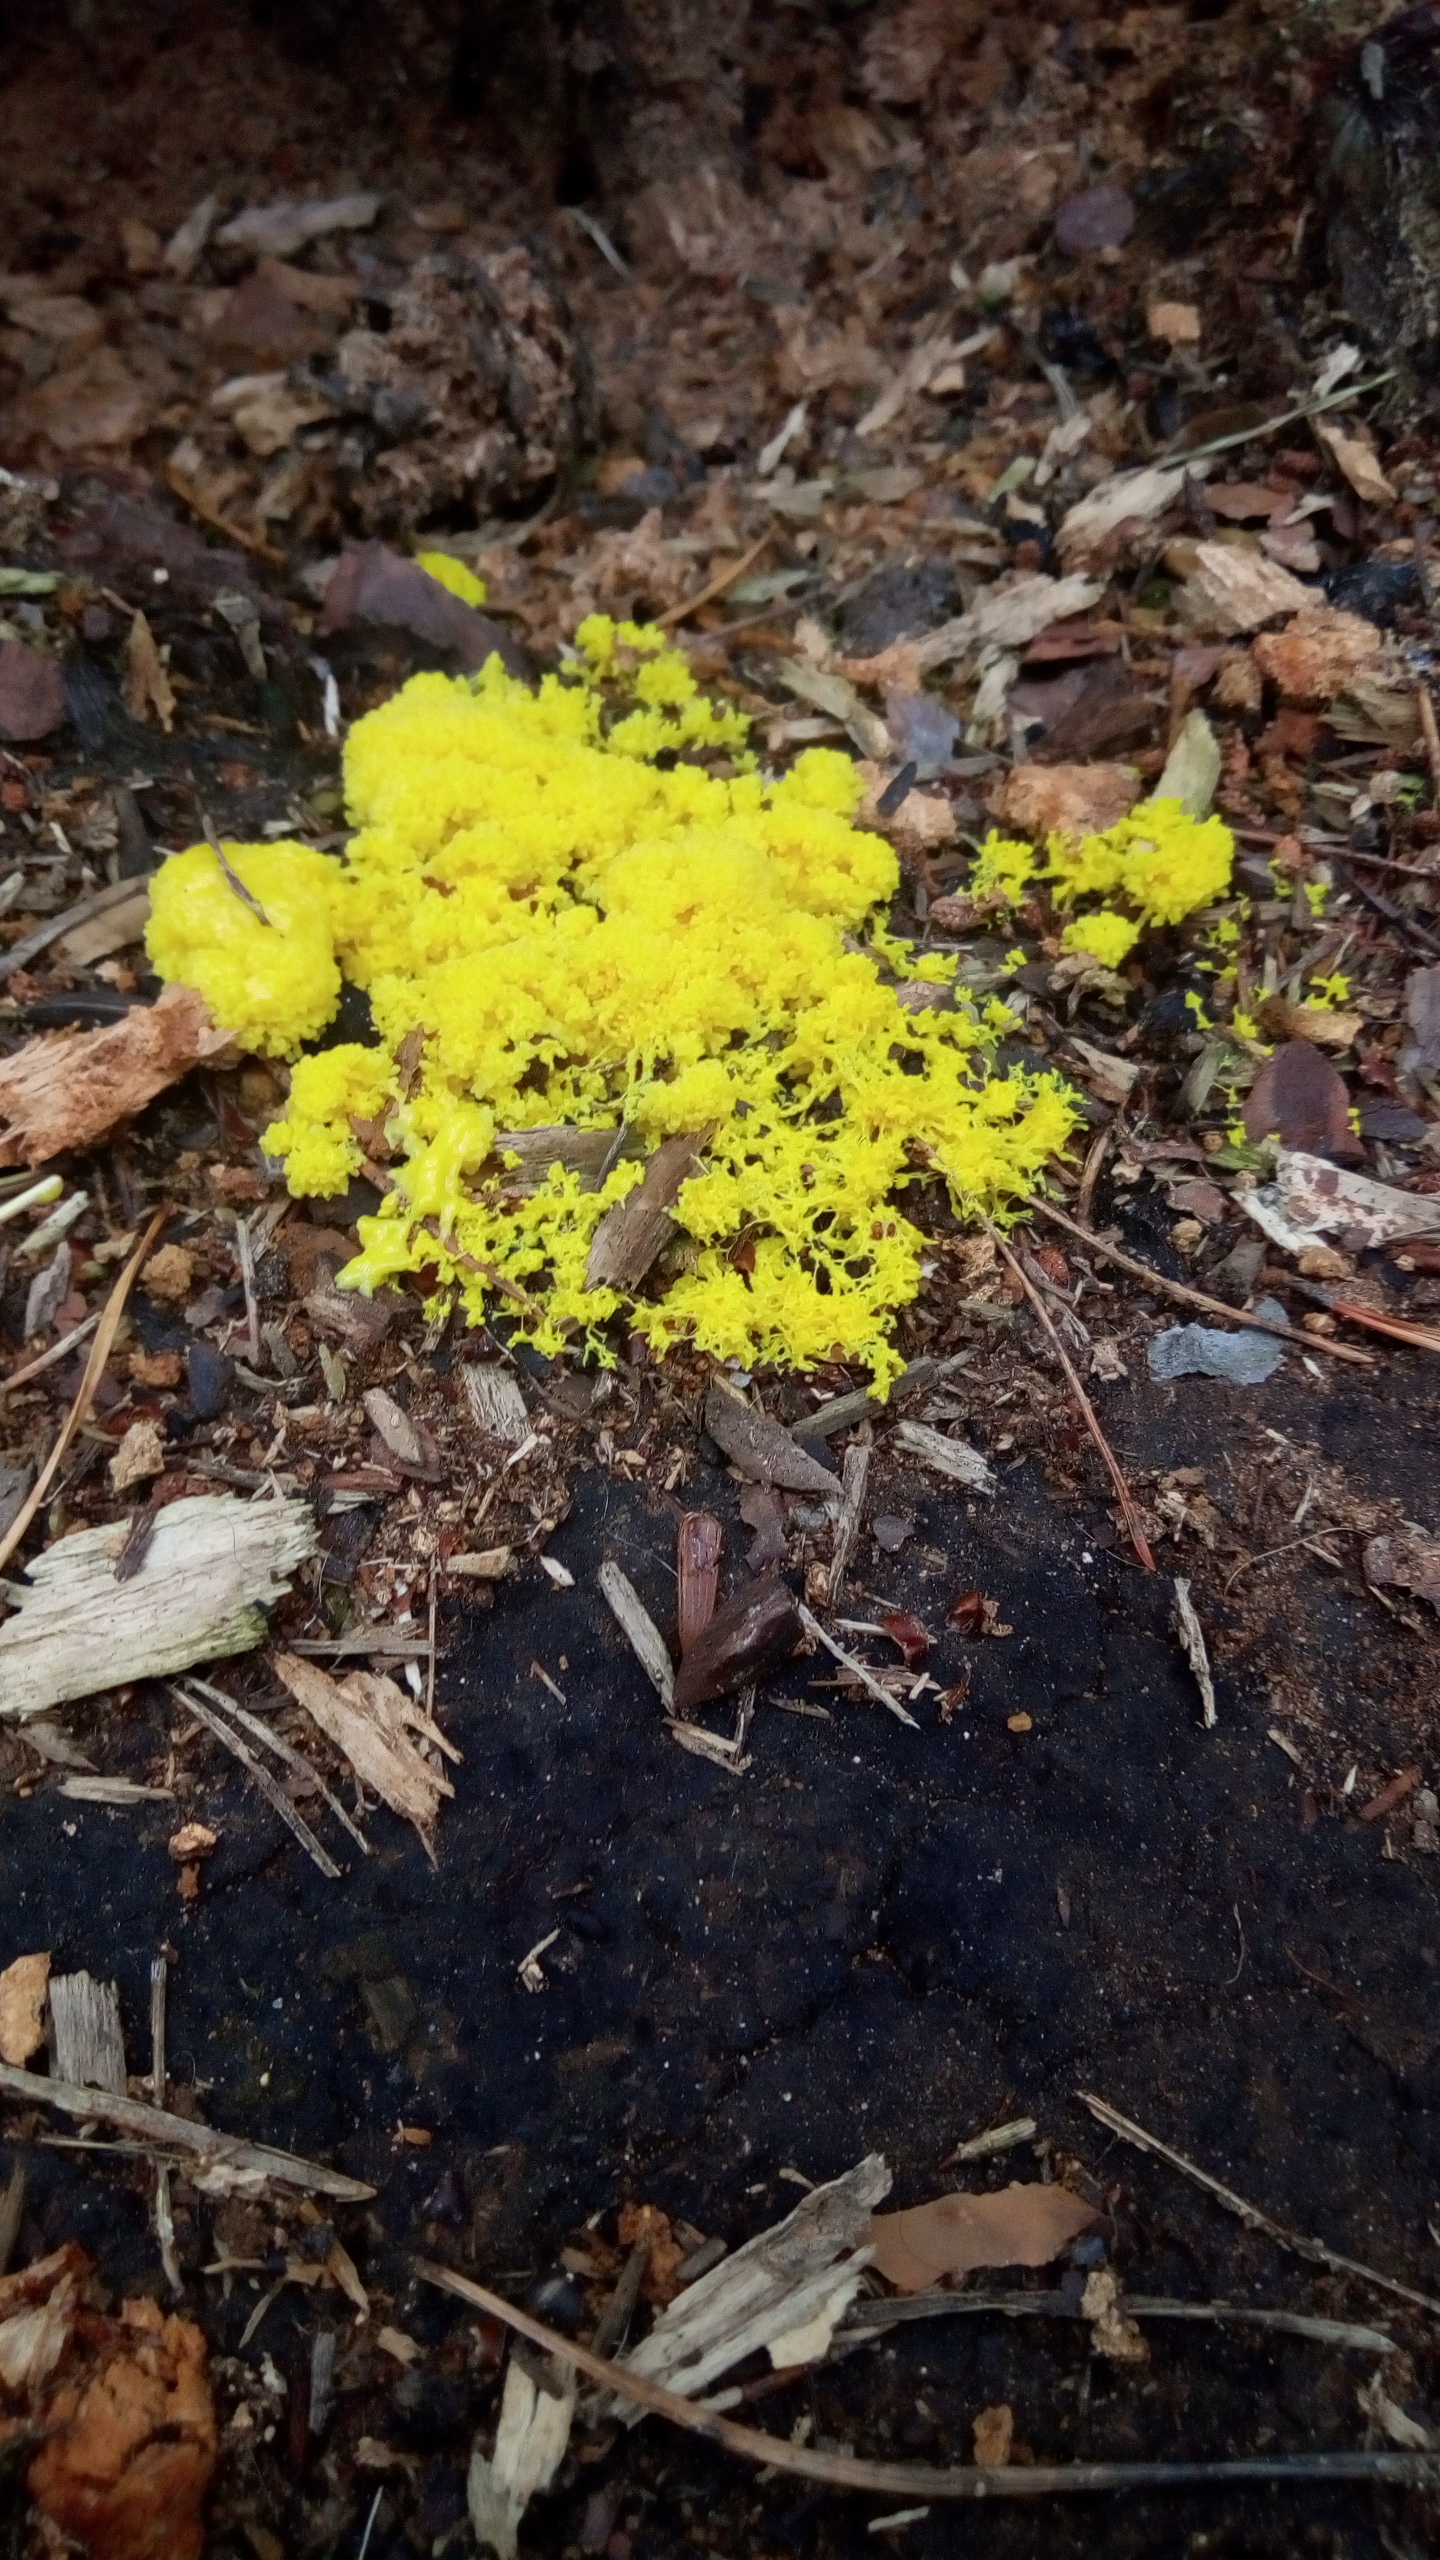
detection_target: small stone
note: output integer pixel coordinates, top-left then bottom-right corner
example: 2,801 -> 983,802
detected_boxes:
110,1417 -> 166,1491
873,1513 -> 912,1553
186,1339 -> 234,1421
144,1244 -> 196,1305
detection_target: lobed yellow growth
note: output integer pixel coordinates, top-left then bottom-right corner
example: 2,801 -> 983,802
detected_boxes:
414,551 -> 488,607
972,797 -> 1234,943
148,620 -> 1077,1385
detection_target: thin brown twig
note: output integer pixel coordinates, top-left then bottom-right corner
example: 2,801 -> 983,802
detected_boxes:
0,1309 -> 102,1396
414,2261 -> 1440,2499
1417,682 -> 1440,804
163,464 -> 285,565
0,1207 -> 167,1575
1028,1198 -> 1373,1368
1078,2090 -> 1440,2319
1076,1121 -> 1116,1229
658,527 -> 775,630
985,1217 -> 1155,1571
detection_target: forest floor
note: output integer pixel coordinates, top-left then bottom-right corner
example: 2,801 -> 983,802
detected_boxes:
2,4 -> 1440,2558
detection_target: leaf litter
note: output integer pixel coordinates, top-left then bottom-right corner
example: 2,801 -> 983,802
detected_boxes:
5,0 -> 1440,2544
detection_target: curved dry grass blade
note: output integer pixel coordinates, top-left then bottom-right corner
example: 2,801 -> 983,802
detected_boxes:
0,1206 -> 167,1576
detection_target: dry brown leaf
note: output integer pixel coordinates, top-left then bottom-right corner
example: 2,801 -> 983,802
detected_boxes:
704,1379 -> 838,1495
997,761 -> 1139,842
855,761 -> 956,859
1364,1532 -> 1440,1613
1243,1041 -> 1362,1160
1147,301 -> 1200,346
1315,420 -> 1395,506
0,1951 -> 50,2065
273,1651 -> 459,1858
867,2181 -> 1098,2291
121,612 -> 175,733
0,986 -> 236,1168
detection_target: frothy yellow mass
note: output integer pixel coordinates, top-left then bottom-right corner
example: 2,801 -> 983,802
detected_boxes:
148,622 -> 1081,1385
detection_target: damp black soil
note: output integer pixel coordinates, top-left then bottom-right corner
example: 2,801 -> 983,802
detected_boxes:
5,1341 -> 1439,2560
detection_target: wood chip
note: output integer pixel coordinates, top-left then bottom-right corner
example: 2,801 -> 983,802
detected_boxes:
49,1972 -> 126,2094
672,1572 -> 801,1715
0,985 -> 237,1164
585,1131 -> 709,1292
597,1561 -> 675,1710
361,1386 -> 433,1474
706,1379 -> 839,1495
273,1652 -> 458,1858
0,2057 -> 374,2199
0,1492 -> 317,1719
458,1362 -> 529,1443
1180,545 -> 1311,636
120,610 -> 176,731
892,1420 -> 995,1492
1173,1578 -> 1216,1728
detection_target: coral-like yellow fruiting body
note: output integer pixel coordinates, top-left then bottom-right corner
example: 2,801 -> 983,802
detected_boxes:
148,621 -> 1078,1385
145,840 -> 343,1059
973,798 -> 1234,940
1061,911 -> 1139,968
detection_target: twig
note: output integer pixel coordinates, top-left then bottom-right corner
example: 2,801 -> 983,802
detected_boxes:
425,1554 -> 438,1723
0,1310 -> 102,1396
1028,1198 -> 1373,1367
0,1207 -> 166,1574
176,1687 -> 342,1880
234,1215 -> 262,1368
985,1219 -> 1155,1571
1165,369 -> 1397,468
415,2261 -> 1440,2500
1417,683 -> 1440,804
842,2290 -> 1395,2353
181,1676 -> 370,1857
1078,2091 -> 1440,2319
0,2059 -> 373,2199
148,1964 -> 184,2298
796,1600 -> 919,1728
162,464 -> 285,565
1077,1121 -> 1115,1228
1334,856 -> 1440,956
827,1439 -> 871,1607
196,802 -> 273,930
0,2164 -> 26,2276
0,876 -> 159,983
1259,1264 -> 1440,1359
658,529 -> 775,631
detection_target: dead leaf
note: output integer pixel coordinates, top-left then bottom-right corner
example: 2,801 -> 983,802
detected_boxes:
1315,420 -> 1395,506
1062,1036 -> 1139,1107
120,612 -> 175,733
855,761 -> 956,860
671,1573 -> 802,1716
318,543 -> 523,674
0,1951 -> 50,2065
1364,1532 -> 1440,1613
586,1133 -> 710,1293
1204,484 -> 1289,523
1253,994 -> 1363,1050
361,1387 -> 437,1478
0,987 -> 236,1166
13,347 -> 150,453
0,643 -> 66,745
1245,1148 -> 1440,1254
29,2294 -> 217,2560
273,1652 -> 459,1858
704,1379 -> 838,1495
868,2182 -> 1099,2291
1252,604 -> 1384,705
972,2402 -> 1014,2466
998,761 -> 1138,842
1181,545 -> 1311,636
1243,1041 -> 1362,1160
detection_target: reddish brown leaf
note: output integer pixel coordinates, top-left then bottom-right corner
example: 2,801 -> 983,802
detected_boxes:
1244,1040 -> 1363,1161
948,1590 -> 986,1634
868,2183 -> 1099,2292
881,1610 -> 930,1669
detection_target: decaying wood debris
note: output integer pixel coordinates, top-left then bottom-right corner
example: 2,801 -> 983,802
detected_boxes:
0,1493 -> 316,1717
0,986 -> 236,1166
